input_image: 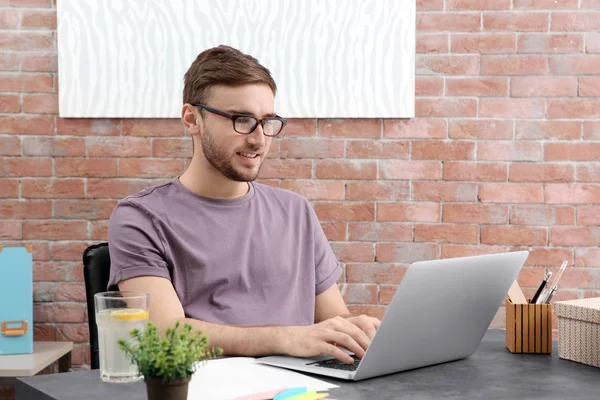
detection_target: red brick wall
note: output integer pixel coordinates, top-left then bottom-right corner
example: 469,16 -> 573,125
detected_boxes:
1,0 -> 600,389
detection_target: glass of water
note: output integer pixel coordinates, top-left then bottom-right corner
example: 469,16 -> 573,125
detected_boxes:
94,291 -> 149,383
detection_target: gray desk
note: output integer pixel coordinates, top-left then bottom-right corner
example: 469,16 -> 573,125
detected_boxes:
15,330 -> 600,400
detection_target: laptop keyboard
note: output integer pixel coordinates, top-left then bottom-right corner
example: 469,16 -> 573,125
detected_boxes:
307,355 -> 361,371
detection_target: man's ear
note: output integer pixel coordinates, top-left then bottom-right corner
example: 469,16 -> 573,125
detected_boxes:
181,103 -> 202,136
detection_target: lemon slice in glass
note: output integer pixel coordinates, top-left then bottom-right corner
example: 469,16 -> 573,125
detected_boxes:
110,309 -> 149,321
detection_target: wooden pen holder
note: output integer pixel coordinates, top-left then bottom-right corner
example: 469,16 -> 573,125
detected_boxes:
505,298 -> 552,354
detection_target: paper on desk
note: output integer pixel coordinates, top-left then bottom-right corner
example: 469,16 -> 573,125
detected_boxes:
187,357 -> 338,400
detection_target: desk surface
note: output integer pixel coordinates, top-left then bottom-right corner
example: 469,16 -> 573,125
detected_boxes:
16,330 -> 600,400
0,342 -> 73,377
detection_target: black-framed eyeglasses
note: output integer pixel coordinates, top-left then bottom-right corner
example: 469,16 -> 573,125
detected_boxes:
193,103 -> 287,137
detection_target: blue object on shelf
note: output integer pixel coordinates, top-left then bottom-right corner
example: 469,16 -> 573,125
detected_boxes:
0,245 -> 33,355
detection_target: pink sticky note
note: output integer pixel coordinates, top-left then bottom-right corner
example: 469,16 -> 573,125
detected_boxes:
233,388 -> 288,400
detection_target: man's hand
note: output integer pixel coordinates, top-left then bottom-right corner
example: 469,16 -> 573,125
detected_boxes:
280,314 -> 381,364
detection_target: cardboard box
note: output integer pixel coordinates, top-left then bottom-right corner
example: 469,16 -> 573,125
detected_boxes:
506,298 -> 553,354
555,297 -> 600,368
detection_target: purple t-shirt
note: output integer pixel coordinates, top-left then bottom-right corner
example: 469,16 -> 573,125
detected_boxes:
107,178 -> 342,327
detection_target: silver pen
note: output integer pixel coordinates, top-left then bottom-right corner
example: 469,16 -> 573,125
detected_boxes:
542,260 -> 568,304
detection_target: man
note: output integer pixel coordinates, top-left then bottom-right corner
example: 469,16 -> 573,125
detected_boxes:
107,45 -> 380,365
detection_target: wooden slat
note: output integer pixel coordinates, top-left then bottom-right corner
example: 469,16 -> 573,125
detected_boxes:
516,304 -> 522,352
529,304 -> 535,353
547,305 -> 553,354
535,304 -> 542,353
506,299 -> 515,352
523,304 -> 529,353
541,303 -> 548,353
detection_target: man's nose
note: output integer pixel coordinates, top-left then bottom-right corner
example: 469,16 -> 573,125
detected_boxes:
246,123 -> 266,146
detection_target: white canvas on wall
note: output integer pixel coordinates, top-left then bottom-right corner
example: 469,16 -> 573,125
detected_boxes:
57,0 -> 415,119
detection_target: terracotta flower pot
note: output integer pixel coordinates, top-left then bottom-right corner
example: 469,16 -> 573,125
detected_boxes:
145,376 -> 191,400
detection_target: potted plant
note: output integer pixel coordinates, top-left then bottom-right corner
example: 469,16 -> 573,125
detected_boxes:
118,321 -> 222,400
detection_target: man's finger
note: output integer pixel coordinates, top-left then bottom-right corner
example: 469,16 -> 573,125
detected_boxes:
333,318 -> 371,351
320,343 -> 355,365
327,331 -> 366,359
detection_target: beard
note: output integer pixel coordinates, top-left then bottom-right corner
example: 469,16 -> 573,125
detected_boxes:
200,124 -> 264,182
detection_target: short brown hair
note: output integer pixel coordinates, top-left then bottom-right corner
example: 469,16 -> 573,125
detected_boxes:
183,45 -> 277,105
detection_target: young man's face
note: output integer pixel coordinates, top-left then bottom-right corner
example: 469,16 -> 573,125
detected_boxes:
197,83 -> 276,182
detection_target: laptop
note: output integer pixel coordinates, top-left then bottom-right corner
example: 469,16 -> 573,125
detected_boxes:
256,250 -> 529,381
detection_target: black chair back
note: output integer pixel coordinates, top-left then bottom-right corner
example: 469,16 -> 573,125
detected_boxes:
82,242 -> 116,370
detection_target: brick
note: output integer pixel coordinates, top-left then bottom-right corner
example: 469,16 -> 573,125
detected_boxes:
346,263 -> 407,284
330,242 -> 374,262
550,55 -> 600,75
417,55 -> 480,75
416,98 -> 477,117
443,204 -> 508,224
550,227 -> 600,246
448,0 -> 510,9
449,120 -> 513,140
576,248 -> 600,267
548,99 -> 600,119
87,179 -> 153,198
444,162 -> 508,183
518,33 -> 583,53
346,181 -> 410,201
34,324 -> 55,341
258,159 -> 312,179
22,178 -> 85,199
314,202 -> 374,221
0,9 -> 18,28
479,183 -> 543,203
412,141 -> 475,160
516,267 -> 547,289
379,160 -> 442,180
34,303 -> 85,323
417,0 -> 444,10
0,115 -> 54,134
510,163 -> 574,182
579,77 -> 600,97
0,31 -> 53,50
55,158 -> 118,178
416,34 -> 448,53
441,245 -> 509,259
519,248 -> 574,267
377,202 -> 440,222
479,99 -> 545,118
545,143 -> 600,161
88,137 -> 152,158
578,206 -> 600,225
479,141 -> 542,161
376,243 -> 440,263
0,179 -> 18,198
380,285 -> 397,304
33,282 -> 54,302
280,180 -> 345,200
0,135 -> 20,156
54,199 -> 117,219
416,77 -> 444,95
22,137 -> 85,157
23,221 -> 87,240
347,306 -> 386,320
554,268 -> 600,290
451,34 -> 516,53
282,119 -> 316,137
21,53 -> 57,72
33,261 -> 69,281
588,32 -> 600,53
56,323 -> 89,343
582,0 -> 600,7
22,93 -> 58,114
0,220 -> 21,239
481,55 -> 547,75
545,184 -> 600,204
417,12 -> 481,31
122,119 -> 184,137
346,140 -> 409,159
279,138 -> 344,158
316,160 -> 376,180
0,157 -> 52,177
318,119 -> 380,139
90,220 -> 109,240
484,12 -> 549,31
446,77 -> 508,96
57,118 -> 120,136
119,159 -> 182,178
552,12 -> 600,31
514,0 -> 579,8
481,226 -> 546,246
9,0 -> 51,5
515,121 -> 581,140
321,221 -> 346,241
415,224 -> 479,244
341,284 -> 378,304
578,164 -> 600,182
0,94 -> 19,113
413,181 -> 477,202
383,119 -> 447,139
52,242 -> 93,261
0,52 -> 19,71
511,77 -> 576,97
510,205 -> 574,225
21,9 -> 56,29
348,222 -> 413,242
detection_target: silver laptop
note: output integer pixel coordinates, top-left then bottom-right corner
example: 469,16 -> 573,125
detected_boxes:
256,251 -> 529,381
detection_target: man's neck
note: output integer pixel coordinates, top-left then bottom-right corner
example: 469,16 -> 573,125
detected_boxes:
179,156 -> 250,199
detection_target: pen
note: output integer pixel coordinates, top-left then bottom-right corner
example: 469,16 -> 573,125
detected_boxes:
544,286 -> 557,304
531,271 -> 552,304
542,260 -> 569,304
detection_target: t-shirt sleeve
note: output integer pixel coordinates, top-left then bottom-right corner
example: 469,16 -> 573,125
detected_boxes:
107,199 -> 171,290
307,200 -> 343,295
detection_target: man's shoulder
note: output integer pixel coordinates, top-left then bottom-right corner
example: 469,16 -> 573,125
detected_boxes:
253,182 -> 311,208
114,179 -> 178,214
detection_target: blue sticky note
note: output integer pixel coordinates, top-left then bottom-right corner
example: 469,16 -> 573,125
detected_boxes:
273,387 -> 308,400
